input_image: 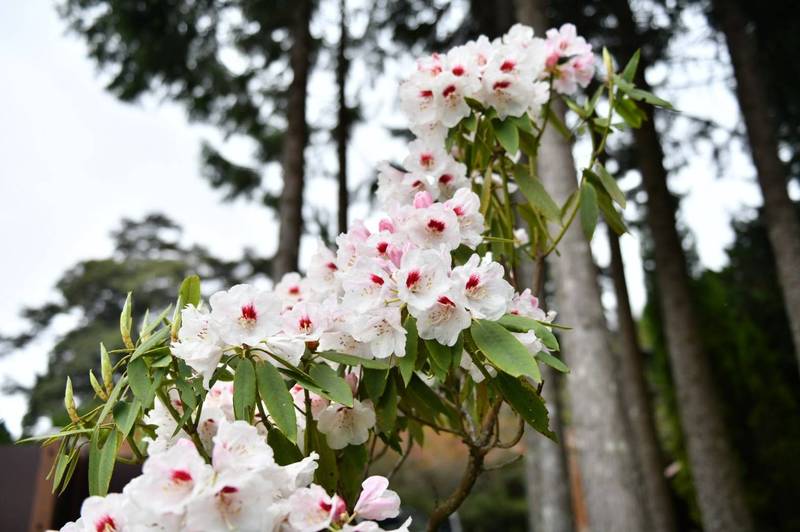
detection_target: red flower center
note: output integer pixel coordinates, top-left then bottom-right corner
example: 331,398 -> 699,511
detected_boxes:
500,59 -> 516,72
370,274 -> 385,286
299,316 -> 313,332
466,274 -> 481,291
442,84 -> 457,98
288,285 -> 300,295
420,153 -> 434,168
438,296 -> 456,307
376,241 -> 389,254
452,65 -> 465,76
493,80 -> 511,90
326,262 -> 338,271
452,205 -> 464,216
240,304 -> 257,321
319,500 -> 333,512
95,515 -> 116,532
427,219 -> 446,233
419,89 -> 433,99
220,485 -> 239,494
406,270 -> 421,288
171,469 -> 193,483
439,173 -> 453,184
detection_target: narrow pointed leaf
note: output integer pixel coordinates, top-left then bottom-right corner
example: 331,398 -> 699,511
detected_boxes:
255,360 -> 297,443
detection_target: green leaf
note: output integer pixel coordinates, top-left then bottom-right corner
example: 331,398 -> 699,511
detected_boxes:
470,320 -> 542,383
546,106 -> 571,139
399,316 -> 418,386
628,87 -> 673,109
593,166 -> 626,208
339,444 -> 369,507
113,400 -> 141,439
233,358 -> 257,422
130,327 -> 170,361
179,275 -> 202,307
88,429 -> 120,496
268,429 -> 304,465
318,351 -> 392,370
255,361 -> 297,443
579,182 -> 599,240
513,165 -> 562,221
362,368 -> 389,402
308,420 -> 338,493
120,292 -> 133,349
425,339 -> 453,381
621,49 -> 640,83
494,118 -> 519,155
597,188 -> 628,235
127,357 -> 154,408
495,373 -> 555,440
310,363 -> 354,407
614,97 -> 645,128
376,375 -> 398,434
536,352 -> 569,373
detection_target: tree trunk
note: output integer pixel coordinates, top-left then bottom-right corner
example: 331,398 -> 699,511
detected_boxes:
273,0 -> 312,280
336,0 -> 349,235
611,2 -> 754,530
516,5 -> 649,531
518,259 -> 575,532
714,0 -> 800,374
608,231 -> 677,532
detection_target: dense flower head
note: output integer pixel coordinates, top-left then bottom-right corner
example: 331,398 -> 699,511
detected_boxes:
62,22 -> 586,532
61,417 -> 405,532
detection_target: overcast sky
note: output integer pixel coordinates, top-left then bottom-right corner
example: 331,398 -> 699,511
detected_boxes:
0,1 -> 776,436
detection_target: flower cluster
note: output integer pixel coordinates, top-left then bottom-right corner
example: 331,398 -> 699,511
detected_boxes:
55,21 -> 595,532
400,23 -> 594,135
60,417 -> 409,532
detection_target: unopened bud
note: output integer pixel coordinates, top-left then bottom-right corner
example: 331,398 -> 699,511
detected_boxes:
89,370 -> 108,401
64,377 -> 79,423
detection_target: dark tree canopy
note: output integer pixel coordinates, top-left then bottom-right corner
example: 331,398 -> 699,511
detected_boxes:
1,214 -> 259,432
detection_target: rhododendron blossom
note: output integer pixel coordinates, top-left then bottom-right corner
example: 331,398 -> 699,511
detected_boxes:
51,20 -> 648,532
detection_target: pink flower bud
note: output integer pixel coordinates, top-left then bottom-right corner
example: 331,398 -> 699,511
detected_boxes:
413,191 -> 434,209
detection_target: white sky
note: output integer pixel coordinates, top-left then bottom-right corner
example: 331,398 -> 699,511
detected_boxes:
0,1 -> 771,435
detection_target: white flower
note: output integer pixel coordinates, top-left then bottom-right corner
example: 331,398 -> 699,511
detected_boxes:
412,294 -> 471,347
125,439 -> 213,516
171,305 -> 224,387
399,71 -> 439,126
395,248 -> 452,309
341,257 -> 395,312
514,227 -> 530,247
451,254 -> 513,320
275,272 -> 308,307
444,187 -> 485,248
184,472 -> 281,532
286,484 -> 347,531
282,301 -> 330,340
377,163 -> 438,211
405,202 -> 462,251
260,334 -> 307,366
212,420 -> 275,476
347,306 -> 406,359
210,284 -> 281,346
306,242 -> 340,296
509,288 -> 547,320
354,476 -> 401,521
435,71 -> 473,128
72,494 -> 128,532
291,384 -> 330,421
317,399 -> 377,450
318,330 -> 372,358
403,139 -> 450,177
433,159 -> 470,200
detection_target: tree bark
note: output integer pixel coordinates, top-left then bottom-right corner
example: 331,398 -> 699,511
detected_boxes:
336,0 -> 349,235
714,0 -> 800,374
518,258 -> 575,532
608,231 -> 678,532
273,0 -> 312,280
611,3 -> 754,530
516,6 -> 649,531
